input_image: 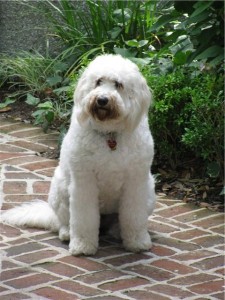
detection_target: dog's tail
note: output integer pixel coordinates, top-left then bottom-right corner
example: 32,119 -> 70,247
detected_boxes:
1,200 -> 59,232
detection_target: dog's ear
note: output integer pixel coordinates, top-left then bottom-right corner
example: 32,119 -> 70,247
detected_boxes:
73,70 -> 90,124
126,72 -> 152,131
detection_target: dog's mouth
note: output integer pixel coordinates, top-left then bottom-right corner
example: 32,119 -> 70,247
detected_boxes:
88,97 -> 120,122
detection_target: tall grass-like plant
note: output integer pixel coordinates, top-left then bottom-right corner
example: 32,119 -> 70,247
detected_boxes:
40,0 -> 158,72
0,52 -> 58,98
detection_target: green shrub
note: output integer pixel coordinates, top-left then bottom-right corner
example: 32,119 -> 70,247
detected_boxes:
145,68 -> 223,177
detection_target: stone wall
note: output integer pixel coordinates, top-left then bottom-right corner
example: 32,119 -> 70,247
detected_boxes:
0,0 -> 60,56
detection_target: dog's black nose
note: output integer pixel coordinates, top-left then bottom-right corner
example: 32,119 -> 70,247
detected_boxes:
97,96 -> 109,106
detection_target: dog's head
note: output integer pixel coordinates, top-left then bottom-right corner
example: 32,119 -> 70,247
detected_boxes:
73,54 -> 152,131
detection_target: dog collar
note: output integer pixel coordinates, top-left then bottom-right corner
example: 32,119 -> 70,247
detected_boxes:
107,132 -> 117,151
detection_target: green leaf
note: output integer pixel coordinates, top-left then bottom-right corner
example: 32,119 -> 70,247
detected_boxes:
109,27 -> 122,39
207,162 -> 220,178
113,47 -> 137,58
0,98 -> 16,109
26,94 -> 40,106
195,46 -> 223,60
37,101 -> 53,110
46,75 -> 62,87
45,110 -> 54,123
126,39 -> 139,47
219,186 -> 225,196
53,62 -> 68,73
173,51 -> 188,65
129,57 -> 151,66
149,14 -> 178,32
191,1 -> 213,18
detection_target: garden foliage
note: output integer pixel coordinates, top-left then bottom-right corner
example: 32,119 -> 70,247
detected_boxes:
0,0 -> 224,182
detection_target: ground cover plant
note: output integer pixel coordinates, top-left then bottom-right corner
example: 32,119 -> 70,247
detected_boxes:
0,0 -> 224,208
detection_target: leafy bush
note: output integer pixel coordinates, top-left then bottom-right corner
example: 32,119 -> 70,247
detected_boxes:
151,0 -> 224,68
146,68 -> 224,178
0,52 -> 73,131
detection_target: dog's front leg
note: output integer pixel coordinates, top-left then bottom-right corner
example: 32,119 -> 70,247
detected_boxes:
69,172 -> 100,256
120,173 -> 152,253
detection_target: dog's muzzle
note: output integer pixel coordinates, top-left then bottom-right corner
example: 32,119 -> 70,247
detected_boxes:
88,95 -> 120,121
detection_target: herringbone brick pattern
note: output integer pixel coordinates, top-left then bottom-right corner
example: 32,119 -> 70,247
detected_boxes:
0,119 -> 224,300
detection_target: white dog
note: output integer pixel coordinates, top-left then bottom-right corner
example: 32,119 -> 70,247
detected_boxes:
2,54 -> 156,256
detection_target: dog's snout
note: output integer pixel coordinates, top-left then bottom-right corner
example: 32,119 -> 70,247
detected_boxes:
97,96 -> 109,107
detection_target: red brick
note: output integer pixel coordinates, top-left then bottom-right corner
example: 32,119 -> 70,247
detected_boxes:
34,287 -> 79,300
0,153 -> 26,160
41,237 -> 69,250
188,279 -> 224,294
192,214 -> 225,229
171,228 -> 208,240
36,168 -> 56,177
192,235 -> 224,247
5,273 -> 59,289
93,246 -> 125,258
59,256 -> 107,271
104,253 -> 151,267
32,181 -> 50,194
0,144 -> 27,152
211,225 -> 225,234
6,242 -> 46,257
148,220 -> 179,233
4,172 -> 42,179
8,238 -> 30,245
3,155 -> 45,165
54,280 -> 103,297
191,256 -> 224,270
32,138 -> 59,147
3,181 -> 27,194
150,284 -> 194,298
173,249 -> 217,261
156,203 -> 198,218
0,293 -> 30,300
126,290 -> 170,300
125,265 -> 175,281
41,262 -> 84,277
99,277 -> 149,292
175,209 -> 216,223
168,273 -> 219,285
2,260 -> 19,269
212,292 -> 225,300
22,160 -> 58,171
9,140 -> 50,152
151,259 -> 197,275
4,194 -> 48,203
150,245 -> 176,256
15,249 -> 59,264
0,123 -> 34,133
153,216 -> 190,229
0,224 -> 22,238
153,236 -> 200,251
10,128 -> 44,138
77,270 -> 125,285
1,268 -> 35,281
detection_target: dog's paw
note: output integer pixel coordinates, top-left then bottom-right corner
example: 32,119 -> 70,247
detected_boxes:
59,226 -> 70,241
123,232 -> 152,253
69,238 -> 98,256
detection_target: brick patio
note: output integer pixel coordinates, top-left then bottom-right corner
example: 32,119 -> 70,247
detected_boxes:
0,118 -> 224,300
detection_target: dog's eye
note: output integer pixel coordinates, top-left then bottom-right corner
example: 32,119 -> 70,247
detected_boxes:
115,81 -> 123,89
96,79 -> 102,87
